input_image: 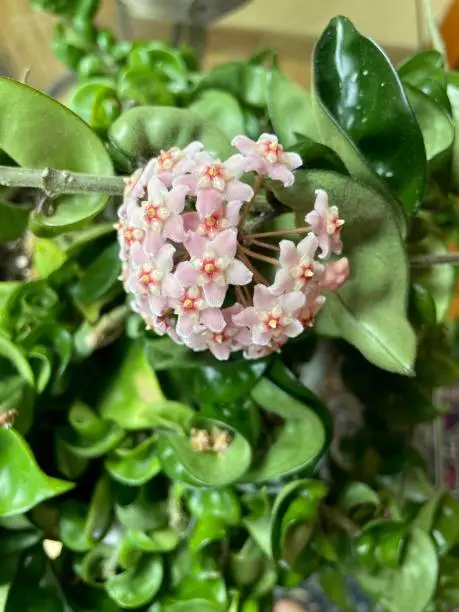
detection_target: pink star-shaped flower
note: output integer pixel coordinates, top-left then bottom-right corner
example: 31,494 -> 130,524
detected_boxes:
175,152 -> 253,218
272,233 -> 324,294
232,133 -> 302,187
178,229 -> 252,307
141,141 -> 204,187
185,304 -> 251,360
320,257 -> 350,292
305,189 -> 344,259
298,292 -> 326,328
233,285 -> 305,346
182,200 -> 243,239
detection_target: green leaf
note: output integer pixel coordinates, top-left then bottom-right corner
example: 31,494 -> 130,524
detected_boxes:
404,84 -> 454,167
189,517 -> 227,553
267,69 -> 317,146
67,80 -> 121,131
115,483 -> 168,532
447,72 -> 459,192
188,488 -> 241,525
159,416 -> 252,486
288,137 -> 348,174
118,68 -> 175,106
339,482 -> 380,513
0,79 -> 113,235
108,106 -> 232,162
398,50 -> 451,112
33,238 -> 67,278
270,480 -> 327,568
313,17 -> 426,217
243,378 -> 326,482
194,62 -> 268,109
58,401 -> 125,458
0,333 -> 35,387
189,90 -> 245,140
411,235 -> 455,322
0,201 -> 30,244
105,555 -> 163,609
105,436 -> 161,486
71,242 -> 121,305
126,528 -> 179,553
0,429 -> 73,517
99,341 -> 175,430
270,170 -> 415,374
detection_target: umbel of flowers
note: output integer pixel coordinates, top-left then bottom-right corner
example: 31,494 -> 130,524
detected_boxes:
116,134 -> 349,360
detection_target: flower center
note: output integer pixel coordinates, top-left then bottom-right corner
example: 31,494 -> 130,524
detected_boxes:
197,256 -> 222,283
157,147 -> 182,171
263,312 -> 281,331
179,288 -> 202,314
137,265 -> 162,290
198,162 -> 229,191
258,139 -> 283,164
326,207 -> 345,235
124,226 -> 144,245
144,202 -> 170,226
213,332 -> 227,344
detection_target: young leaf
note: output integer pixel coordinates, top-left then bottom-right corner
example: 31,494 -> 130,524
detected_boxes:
313,17 -> 426,217
189,90 -> 245,140
270,170 -> 416,374
0,429 -> 73,517
0,79 -> 113,235
105,437 -> 161,486
105,554 -> 163,609
108,106 -> 232,162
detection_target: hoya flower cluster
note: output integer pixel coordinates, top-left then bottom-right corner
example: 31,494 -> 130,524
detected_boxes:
117,134 -> 348,360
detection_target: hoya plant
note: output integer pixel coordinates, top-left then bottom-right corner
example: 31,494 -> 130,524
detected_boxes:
0,1 -> 459,610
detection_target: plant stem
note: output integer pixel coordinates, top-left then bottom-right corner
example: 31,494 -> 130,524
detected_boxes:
237,249 -> 269,285
409,252 -> 459,267
245,237 -> 280,252
86,304 -> 130,350
0,165 -> 125,198
248,227 -> 311,239
241,246 -> 279,266
239,175 -> 264,230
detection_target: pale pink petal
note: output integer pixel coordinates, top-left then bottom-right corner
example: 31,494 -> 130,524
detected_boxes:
144,231 -> 164,256
225,180 -> 254,203
149,296 -> 167,316
184,141 -> 204,157
147,176 -> 168,201
280,291 -> 305,314
224,153 -> 247,178
234,326 -> 251,347
272,269 -> 294,295
284,151 -> 302,170
167,184 -> 189,214
283,319 -> 304,338
175,261 -> 197,287
185,234 -> 207,258
156,243 -> 175,269
253,285 -> 278,310
314,189 -> 329,215
233,307 -> 259,327
163,215 -> 186,242
140,158 -> 156,184
252,328 -> 272,346
209,342 -> 231,361
297,233 -> 319,260
174,173 -> 198,195
226,200 -> 244,226
196,189 -> 223,218
279,240 -> 299,267
267,164 -> 295,187
182,212 -> 200,232
226,259 -> 252,285
162,274 -> 182,299
231,135 -> 256,155
244,155 -> 268,175
211,228 -> 237,258
320,257 -> 349,291
201,308 -> 225,332
203,282 -> 228,308
176,313 -> 197,338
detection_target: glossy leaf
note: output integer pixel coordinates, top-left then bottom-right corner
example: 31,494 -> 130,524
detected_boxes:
0,79 -> 113,235
0,429 -> 72,517
188,488 -> 241,525
270,170 -> 415,374
105,436 -> 161,486
0,333 -> 35,387
398,50 -> 451,112
267,69 -> 317,146
313,17 -> 426,216
243,378 -> 326,482
126,528 -> 179,553
339,482 -> 380,513
447,72 -> 459,192
33,238 -> 67,278
58,401 -> 125,458
106,554 -> 163,609
115,482 -> 168,532
189,90 -> 245,140
0,202 -> 30,244
288,137 -> 348,174
108,106 -> 232,162
160,416 -> 252,486
190,517 -> 227,553
99,341 -> 183,430
71,242 -> 121,305
118,68 -> 175,106
67,79 -> 121,131
411,236 -> 455,322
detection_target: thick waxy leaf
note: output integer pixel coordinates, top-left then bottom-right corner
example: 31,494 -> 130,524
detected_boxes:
404,85 -> 454,168
189,90 -> 245,140
398,50 -> 451,112
0,333 -> 35,387
99,341 -> 175,430
0,202 -> 30,244
0,79 -> 113,235
267,69 -> 317,146
243,378 -> 326,482
126,528 -> 179,553
0,429 -> 72,517
270,480 -> 327,568
58,401 -> 125,458
33,238 -> 67,278
270,170 -> 415,374
411,236 -> 455,322
160,416 -> 252,486
194,62 -> 268,109
105,437 -> 161,486
115,482 -> 168,532
106,555 -> 163,609
67,79 -> 122,131
188,488 -> 241,525
447,72 -> 459,192
189,517 -> 227,553
71,242 -> 121,306
313,17 -> 426,217
108,106 -> 232,162
289,137 -> 348,174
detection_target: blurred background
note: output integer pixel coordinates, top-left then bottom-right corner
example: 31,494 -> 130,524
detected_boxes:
0,0 -> 456,92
